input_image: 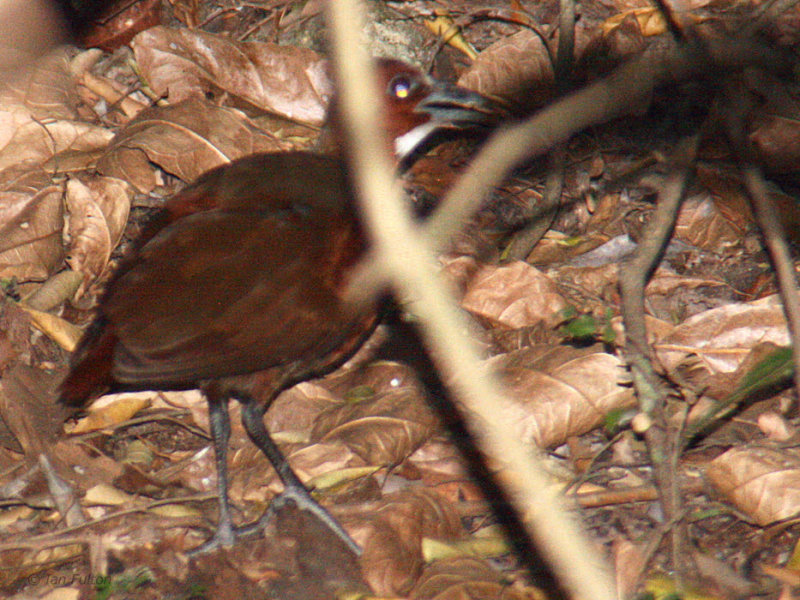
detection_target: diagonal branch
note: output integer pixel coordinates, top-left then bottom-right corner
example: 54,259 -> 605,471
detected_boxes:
325,1 -> 617,599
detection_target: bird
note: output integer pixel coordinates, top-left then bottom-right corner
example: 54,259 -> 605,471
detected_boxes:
59,58 -> 497,555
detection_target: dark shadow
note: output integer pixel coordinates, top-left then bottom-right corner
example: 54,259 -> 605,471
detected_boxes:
378,311 -> 571,600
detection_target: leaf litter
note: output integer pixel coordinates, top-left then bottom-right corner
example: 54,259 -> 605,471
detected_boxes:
0,0 -> 798,598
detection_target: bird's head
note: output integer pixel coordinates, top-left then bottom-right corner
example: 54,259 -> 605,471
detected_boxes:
373,58 -> 498,160
322,58 -> 498,162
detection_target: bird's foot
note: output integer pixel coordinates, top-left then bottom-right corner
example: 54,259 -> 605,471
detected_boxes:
256,486 -> 361,556
186,487 -> 360,557
186,520 -> 236,557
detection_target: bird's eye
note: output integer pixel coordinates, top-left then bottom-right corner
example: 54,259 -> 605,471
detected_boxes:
389,76 -> 413,100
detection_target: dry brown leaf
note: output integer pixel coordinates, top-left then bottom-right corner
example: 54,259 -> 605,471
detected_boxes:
97,98 -> 289,193
322,360 -> 422,396
84,482 -> 132,506
0,0 -> 69,80
407,439 -> 482,503
65,176 -> 133,285
674,193 -> 746,252
355,489 -> 465,596
80,0 -> 162,52
655,294 -> 794,375
312,381 -> 438,467
415,566 -> 511,599
611,313 -> 674,347
0,506 -> 33,527
745,68 -> 800,177
706,446 -> 800,526
695,164 -> 753,229
0,543 -> 84,590
602,8 -> 668,37
282,441 -> 365,486
0,52 -> 111,172
600,0 -> 662,12
687,340 -> 784,404
267,381 -> 347,435
0,300 -> 31,378
461,261 -> 567,329
576,12 -> 648,81
309,465 -> 382,491
233,440 -> 366,504
458,29 -> 554,113
439,254 -> 482,293
528,232 -> 613,265
751,113 -> 800,174
150,503 -> 201,518
0,364 -> 68,456
700,161 -> 800,243
485,345 -> 635,448
424,14 -> 478,59
165,389 -> 219,433
644,267 -> 726,297
613,539 -> 649,600
422,533 -> 510,561
554,263 -> 619,300
97,146 -> 160,193
18,304 -> 83,351
0,48 -> 77,121
69,394 -> 152,434
0,166 -> 64,280
615,0 -> 712,9
757,412 -> 794,442
132,26 -> 332,126
0,111 -> 112,174
411,556 -> 540,600
49,440 -> 121,493
691,550 -> 756,597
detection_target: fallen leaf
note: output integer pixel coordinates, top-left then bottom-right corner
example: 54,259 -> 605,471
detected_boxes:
70,394 -> 152,434
461,261 -> 567,329
65,176 -> 133,285
355,489 -> 465,596
655,294 -> 795,375
312,381 -> 438,467
486,345 -> 635,447
706,446 -> 800,526
459,29 -> 554,114
0,106 -> 112,173
0,166 -> 64,280
0,48 -> 77,121
97,98 -> 289,192
411,555 -> 540,600
132,26 -> 332,125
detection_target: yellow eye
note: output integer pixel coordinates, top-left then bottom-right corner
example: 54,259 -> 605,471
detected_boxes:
390,76 -> 412,99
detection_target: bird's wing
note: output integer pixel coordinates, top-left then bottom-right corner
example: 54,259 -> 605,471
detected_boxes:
104,205 -> 369,385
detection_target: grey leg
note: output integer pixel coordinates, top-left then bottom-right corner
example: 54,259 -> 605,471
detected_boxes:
239,400 -> 361,555
187,393 -> 236,555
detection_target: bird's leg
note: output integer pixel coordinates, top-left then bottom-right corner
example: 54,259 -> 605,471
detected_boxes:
187,389 -> 236,556
239,399 -> 361,555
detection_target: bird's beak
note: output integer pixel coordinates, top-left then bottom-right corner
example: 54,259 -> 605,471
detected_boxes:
416,82 -> 500,130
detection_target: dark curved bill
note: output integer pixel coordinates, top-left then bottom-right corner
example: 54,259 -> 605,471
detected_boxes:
417,83 -> 502,129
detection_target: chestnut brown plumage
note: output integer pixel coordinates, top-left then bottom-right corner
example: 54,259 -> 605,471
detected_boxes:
60,59 -> 496,554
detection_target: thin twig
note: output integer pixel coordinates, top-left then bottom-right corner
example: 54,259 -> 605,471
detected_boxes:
722,83 -> 800,400
503,0 -> 574,261
0,493 -> 216,551
741,168 -> 800,393
618,134 -> 699,575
